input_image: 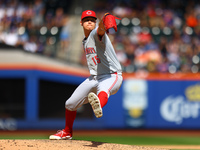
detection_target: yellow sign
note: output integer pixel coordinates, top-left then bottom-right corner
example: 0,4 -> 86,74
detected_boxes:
185,84 -> 200,101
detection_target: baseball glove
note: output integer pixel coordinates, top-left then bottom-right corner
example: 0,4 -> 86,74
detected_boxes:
102,13 -> 121,33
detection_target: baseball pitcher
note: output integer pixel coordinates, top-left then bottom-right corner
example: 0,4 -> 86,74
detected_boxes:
49,10 -> 123,140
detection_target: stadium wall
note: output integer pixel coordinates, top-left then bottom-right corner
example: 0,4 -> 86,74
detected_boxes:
0,65 -> 200,130
0,63 -> 200,130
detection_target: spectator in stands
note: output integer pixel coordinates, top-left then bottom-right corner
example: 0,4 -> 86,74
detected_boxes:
1,0 -> 200,73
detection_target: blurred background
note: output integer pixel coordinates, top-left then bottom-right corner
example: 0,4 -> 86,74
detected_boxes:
1,0 -> 200,73
0,0 -> 200,131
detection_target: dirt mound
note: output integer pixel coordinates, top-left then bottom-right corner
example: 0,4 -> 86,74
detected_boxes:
0,139 -> 168,150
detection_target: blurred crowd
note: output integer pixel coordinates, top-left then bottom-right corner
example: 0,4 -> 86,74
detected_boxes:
0,0 -> 70,57
1,0 -> 200,73
90,0 -> 200,73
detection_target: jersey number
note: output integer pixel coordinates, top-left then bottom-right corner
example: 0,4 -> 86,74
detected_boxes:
92,56 -> 101,65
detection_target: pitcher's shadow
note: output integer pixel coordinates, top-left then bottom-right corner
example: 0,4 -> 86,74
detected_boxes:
84,141 -> 104,148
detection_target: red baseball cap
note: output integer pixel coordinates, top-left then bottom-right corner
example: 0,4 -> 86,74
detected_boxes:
81,10 -> 97,20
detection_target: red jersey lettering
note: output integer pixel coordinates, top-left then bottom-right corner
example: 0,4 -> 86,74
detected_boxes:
84,47 -> 96,55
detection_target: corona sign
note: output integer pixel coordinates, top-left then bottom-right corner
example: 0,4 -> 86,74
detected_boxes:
147,81 -> 200,128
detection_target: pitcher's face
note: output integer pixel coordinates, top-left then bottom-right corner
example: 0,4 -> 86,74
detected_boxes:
81,17 -> 96,31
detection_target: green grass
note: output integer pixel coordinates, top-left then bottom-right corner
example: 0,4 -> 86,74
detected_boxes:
0,135 -> 48,140
73,136 -> 200,145
1,135 -> 200,146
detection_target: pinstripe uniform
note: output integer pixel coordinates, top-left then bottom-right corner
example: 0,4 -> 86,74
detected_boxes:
65,27 -> 123,111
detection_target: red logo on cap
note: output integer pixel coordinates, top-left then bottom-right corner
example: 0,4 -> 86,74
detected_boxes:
86,11 -> 92,15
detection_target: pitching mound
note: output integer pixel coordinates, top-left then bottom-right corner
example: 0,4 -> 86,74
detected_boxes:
0,139 -> 168,150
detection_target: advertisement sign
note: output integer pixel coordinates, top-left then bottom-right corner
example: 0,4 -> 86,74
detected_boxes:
147,81 -> 200,128
123,79 -> 148,128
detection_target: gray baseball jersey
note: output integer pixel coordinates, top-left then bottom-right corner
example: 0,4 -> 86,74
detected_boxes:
82,27 -> 122,75
65,26 -> 123,111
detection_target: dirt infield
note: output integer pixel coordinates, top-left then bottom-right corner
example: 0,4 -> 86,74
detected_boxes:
0,129 -> 200,150
1,139 -> 200,150
0,139 -> 169,150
